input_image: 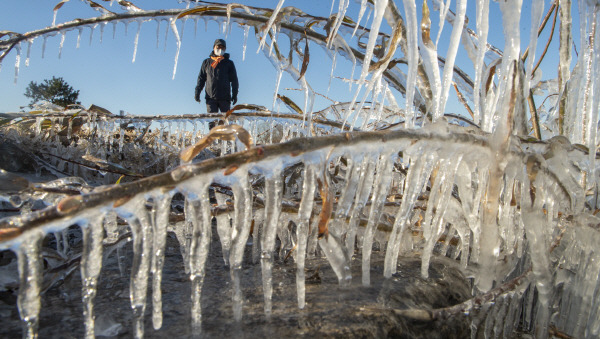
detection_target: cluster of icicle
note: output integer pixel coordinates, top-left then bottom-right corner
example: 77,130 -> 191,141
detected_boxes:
1,110 -> 346,185
3,120 -> 599,338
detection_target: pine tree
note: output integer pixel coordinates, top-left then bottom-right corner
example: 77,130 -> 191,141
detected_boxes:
24,76 -> 81,108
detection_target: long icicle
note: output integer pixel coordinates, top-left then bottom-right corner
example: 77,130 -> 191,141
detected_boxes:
296,164 -> 316,309
260,168 -> 283,317
151,192 -> 174,330
81,216 -> 105,339
16,230 -> 44,339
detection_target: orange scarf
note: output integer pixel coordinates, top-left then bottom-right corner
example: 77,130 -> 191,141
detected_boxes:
210,56 -> 224,68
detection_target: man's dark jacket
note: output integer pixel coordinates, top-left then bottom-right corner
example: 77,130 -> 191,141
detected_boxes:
195,52 -> 239,102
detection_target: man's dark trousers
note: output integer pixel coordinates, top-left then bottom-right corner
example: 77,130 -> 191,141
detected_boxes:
206,98 -> 230,113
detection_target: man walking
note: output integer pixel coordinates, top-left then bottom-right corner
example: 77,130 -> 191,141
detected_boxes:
195,39 -> 239,113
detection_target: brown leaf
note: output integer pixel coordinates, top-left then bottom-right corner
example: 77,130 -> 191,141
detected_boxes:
0,227 -> 23,242
277,94 -> 303,115
57,195 -> 83,214
180,124 -> 253,162
369,21 -> 403,72
224,104 -> 267,119
298,37 -> 310,80
317,177 -> 332,239
113,195 -> 133,208
223,165 -> 239,175
176,6 -> 226,20
421,0 -> 433,49
54,0 -> 70,12
117,0 -> 142,11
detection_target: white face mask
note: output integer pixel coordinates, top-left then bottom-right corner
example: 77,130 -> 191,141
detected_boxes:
214,47 -> 225,56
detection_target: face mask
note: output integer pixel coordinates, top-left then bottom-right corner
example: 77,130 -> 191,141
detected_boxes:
214,48 -> 224,56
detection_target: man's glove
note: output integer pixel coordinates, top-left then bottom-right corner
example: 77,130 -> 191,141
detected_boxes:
195,97 -> 201,103
232,96 -> 237,105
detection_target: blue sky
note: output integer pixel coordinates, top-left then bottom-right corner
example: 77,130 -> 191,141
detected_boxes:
0,0 -> 579,117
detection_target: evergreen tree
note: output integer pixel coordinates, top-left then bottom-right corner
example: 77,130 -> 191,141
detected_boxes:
24,76 -> 81,108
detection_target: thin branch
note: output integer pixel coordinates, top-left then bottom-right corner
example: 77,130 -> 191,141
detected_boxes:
528,89 -> 542,139
532,3 -> 559,76
452,82 -> 474,119
521,0 -> 559,62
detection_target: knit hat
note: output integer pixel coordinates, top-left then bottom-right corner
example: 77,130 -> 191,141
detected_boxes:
214,39 -> 226,49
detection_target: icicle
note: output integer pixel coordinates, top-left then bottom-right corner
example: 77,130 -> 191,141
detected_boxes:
260,168 -> 283,317
132,21 -> 142,63
58,32 -> 66,59
352,0 -> 368,37
170,18 -> 182,80
384,149 -> 437,277
434,0 -> 452,45
421,154 -> 462,278
151,193 -> 173,330
25,39 -> 33,67
524,0 -> 544,100
357,0 -> 387,84
118,196 -> 154,339
163,19 -> 170,52
215,192 -> 232,265
326,0 -> 349,49
296,164 -> 316,309
327,53 -> 337,96
344,155 -> 376,257
228,169 -> 253,321
155,19 -> 161,49
14,42 -> 21,84
361,153 -> 393,286
81,216 -> 105,339
473,0 -> 490,125
402,0 -> 418,128
242,25 -> 250,61
42,36 -> 47,59
90,24 -> 96,46
119,127 -> 125,153
257,0 -> 285,52
435,0 -> 467,120
16,230 -> 44,339
319,231 -> 352,286
76,28 -> 82,49
272,68 -> 284,110
181,180 -> 212,334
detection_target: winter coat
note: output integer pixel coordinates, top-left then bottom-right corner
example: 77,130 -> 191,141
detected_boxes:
195,52 -> 239,102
